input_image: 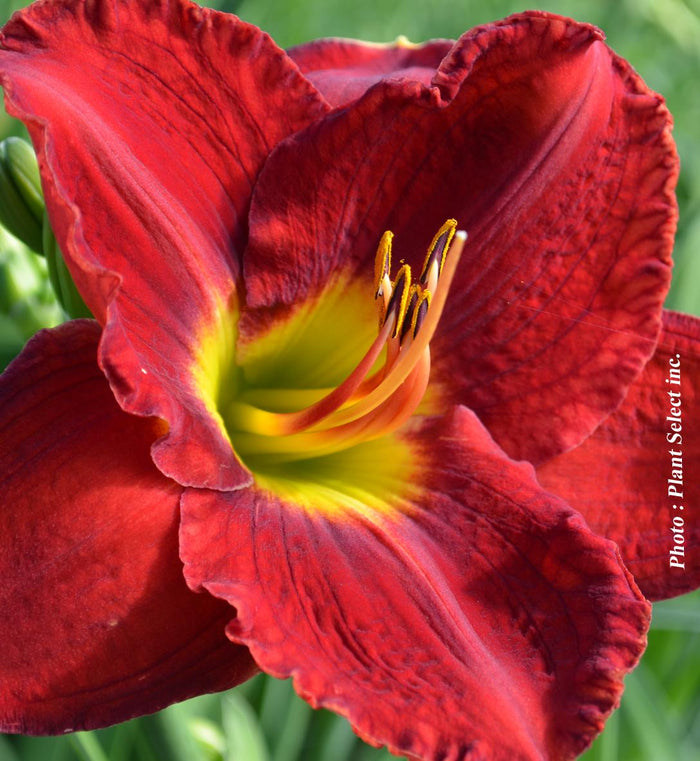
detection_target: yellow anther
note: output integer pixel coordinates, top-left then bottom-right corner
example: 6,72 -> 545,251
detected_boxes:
386,264 -> 412,338
420,218 -> 457,288
374,230 -> 393,297
399,283 -> 422,343
408,288 -> 432,341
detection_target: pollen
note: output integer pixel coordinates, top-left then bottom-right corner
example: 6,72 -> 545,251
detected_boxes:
228,220 -> 466,462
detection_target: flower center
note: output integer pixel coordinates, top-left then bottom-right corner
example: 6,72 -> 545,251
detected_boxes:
227,220 -> 465,467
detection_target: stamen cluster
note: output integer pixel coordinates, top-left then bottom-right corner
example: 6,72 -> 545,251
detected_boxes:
230,220 -> 466,462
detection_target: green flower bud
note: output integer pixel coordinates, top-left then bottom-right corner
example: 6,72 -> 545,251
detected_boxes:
43,210 -> 92,319
0,137 -> 45,255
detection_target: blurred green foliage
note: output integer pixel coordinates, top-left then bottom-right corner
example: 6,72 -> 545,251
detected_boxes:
0,0 -> 698,760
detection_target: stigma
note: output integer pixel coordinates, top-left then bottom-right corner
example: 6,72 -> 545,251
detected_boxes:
230,220 -> 466,462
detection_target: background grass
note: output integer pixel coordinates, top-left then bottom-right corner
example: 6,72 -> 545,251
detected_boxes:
1,0 -> 699,759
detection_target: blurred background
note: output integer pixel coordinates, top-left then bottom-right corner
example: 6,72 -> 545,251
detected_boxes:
0,0 -> 698,759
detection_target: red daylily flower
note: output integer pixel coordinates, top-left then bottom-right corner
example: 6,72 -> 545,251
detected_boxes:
0,1 -> 698,759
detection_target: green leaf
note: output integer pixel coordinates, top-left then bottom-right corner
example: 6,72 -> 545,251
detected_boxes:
221,692 -> 270,761
69,733 -> 110,761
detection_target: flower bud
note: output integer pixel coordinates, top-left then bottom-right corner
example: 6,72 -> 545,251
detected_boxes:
0,137 -> 45,255
43,211 -> 92,319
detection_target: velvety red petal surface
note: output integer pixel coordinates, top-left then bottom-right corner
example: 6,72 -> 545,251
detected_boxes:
538,310 -> 700,602
288,37 -> 453,107
243,12 -> 677,465
0,322 -> 256,734
181,408 -> 650,761
0,0 -> 328,490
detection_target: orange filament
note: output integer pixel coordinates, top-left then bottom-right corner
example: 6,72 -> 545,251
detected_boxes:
229,220 -> 466,461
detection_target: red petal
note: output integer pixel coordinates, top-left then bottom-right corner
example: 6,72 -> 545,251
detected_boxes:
537,310 -> 700,602
288,37 -> 453,107
0,0 -> 328,489
0,322 -> 256,734
243,12 -> 676,464
181,408 -> 649,761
